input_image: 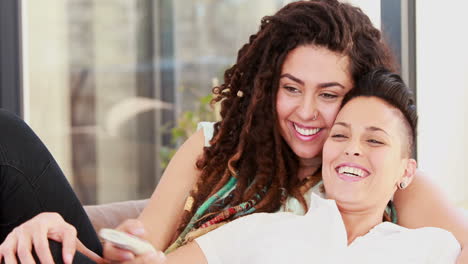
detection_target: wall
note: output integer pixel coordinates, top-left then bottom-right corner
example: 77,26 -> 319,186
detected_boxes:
416,1 -> 468,206
22,0 -> 74,184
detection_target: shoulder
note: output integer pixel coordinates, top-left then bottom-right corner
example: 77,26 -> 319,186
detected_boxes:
185,128 -> 206,150
356,222 -> 460,263
372,222 -> 459,247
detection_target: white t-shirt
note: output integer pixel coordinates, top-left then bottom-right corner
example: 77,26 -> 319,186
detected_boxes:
196,122 -> 460,263
195,193 -> 460,264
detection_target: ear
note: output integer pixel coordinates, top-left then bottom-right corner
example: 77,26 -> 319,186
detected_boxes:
398,159 -> 417,189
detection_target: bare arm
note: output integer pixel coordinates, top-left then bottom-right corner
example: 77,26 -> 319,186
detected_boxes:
137,129 -> 206,251
121,242 -> 207,264
393,169 -> 468,247
163,242 -> 207,264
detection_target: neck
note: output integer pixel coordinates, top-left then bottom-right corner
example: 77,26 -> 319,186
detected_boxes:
297,156 -> 322,180
336,203 -> 387,245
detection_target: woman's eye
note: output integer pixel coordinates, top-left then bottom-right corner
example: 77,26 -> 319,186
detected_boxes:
283,86 -> 300,93
320,93 -> 338,99
331,134 -> 347,139
367,139 -> 384,145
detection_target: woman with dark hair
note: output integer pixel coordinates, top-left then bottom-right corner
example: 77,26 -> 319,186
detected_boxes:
0,1 -> 467,263
131,69 -> 460,263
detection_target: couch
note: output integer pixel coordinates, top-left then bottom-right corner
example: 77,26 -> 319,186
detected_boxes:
84,199 -> 148,232
83,199 -> 468,234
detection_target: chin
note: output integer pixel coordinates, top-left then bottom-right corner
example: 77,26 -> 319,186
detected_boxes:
296,142 -> 325,156
327,188 -> 362,203
295,149 -> 321,160
333,193 -> 365,206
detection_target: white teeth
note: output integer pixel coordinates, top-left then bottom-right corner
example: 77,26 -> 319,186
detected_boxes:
338,166 -> 366,177
293,123 -> 320,136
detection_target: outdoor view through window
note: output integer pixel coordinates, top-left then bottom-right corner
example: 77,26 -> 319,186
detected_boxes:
23,0 -> 289,204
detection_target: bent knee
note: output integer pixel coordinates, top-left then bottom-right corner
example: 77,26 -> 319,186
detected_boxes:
0,109 -> 29,136
0,109 -> 50,162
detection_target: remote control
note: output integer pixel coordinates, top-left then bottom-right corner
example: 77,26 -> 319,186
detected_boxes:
99,228 -> 157,255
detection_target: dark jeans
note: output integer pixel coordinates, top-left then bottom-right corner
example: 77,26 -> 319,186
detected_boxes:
0,109 -> 101,263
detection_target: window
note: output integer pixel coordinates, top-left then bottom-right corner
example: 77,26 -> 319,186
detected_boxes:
21,0 -> 288,204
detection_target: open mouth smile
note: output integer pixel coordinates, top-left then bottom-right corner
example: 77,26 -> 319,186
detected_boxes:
292,122 -> 323,141
335,164 -> 370,182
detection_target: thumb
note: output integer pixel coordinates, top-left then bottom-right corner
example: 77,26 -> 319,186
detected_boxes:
143,251 -> 166,264
119,219 -> 146,237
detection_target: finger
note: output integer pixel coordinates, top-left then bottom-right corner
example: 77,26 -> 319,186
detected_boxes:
31,229 -> 54,264
122,251 -> 166,264
2,241 -> 17,264
0,231 -> 18,264
121,254 -> 143,264
145,251 -> 166,264
59,225 -> 77,264
76,239 -> 105,264
4,252 -> 18,264
118,219 -> 146,237
102,242 -> 135,262
1,248 -> 17,264
16,230 -> 35,264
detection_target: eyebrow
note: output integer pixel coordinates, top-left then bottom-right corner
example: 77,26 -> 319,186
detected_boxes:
334,122 -> 350,128
280,73 -> 345,89
367,126 -> 389,136
334,122 -> 389,135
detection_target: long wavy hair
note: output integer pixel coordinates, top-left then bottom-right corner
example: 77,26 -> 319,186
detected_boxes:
171,0 -> 397,248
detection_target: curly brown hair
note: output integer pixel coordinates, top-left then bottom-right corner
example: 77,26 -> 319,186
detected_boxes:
171,0 -> 397,248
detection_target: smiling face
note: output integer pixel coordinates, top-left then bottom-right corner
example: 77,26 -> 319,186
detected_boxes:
276,45 -> 353,165
322,96 -> 416,212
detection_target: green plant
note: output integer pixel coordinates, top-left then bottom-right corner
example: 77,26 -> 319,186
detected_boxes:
159,87 -> 220,170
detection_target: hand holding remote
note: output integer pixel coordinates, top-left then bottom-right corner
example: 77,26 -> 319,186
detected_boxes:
100,228 -> 157,255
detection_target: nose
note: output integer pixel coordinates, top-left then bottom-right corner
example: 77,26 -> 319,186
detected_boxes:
297,97 -> 319,121
344,140 -> 362,157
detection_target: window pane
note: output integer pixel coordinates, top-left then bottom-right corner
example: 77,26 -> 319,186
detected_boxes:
23,0 -> 287,204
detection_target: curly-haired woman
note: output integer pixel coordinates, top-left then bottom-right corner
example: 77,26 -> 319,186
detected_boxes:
0,1 -> 467,263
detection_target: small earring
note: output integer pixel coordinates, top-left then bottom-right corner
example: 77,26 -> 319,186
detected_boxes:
237,90 -> 244,98
399,181 -> 407,189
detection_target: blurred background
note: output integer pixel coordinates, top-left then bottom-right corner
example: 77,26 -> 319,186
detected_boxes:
0,0 -> 467,207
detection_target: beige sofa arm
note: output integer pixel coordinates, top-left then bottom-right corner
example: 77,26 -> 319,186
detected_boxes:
84,199 -> 149,232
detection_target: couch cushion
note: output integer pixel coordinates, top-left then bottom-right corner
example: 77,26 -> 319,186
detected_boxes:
84,199 -> 149,232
